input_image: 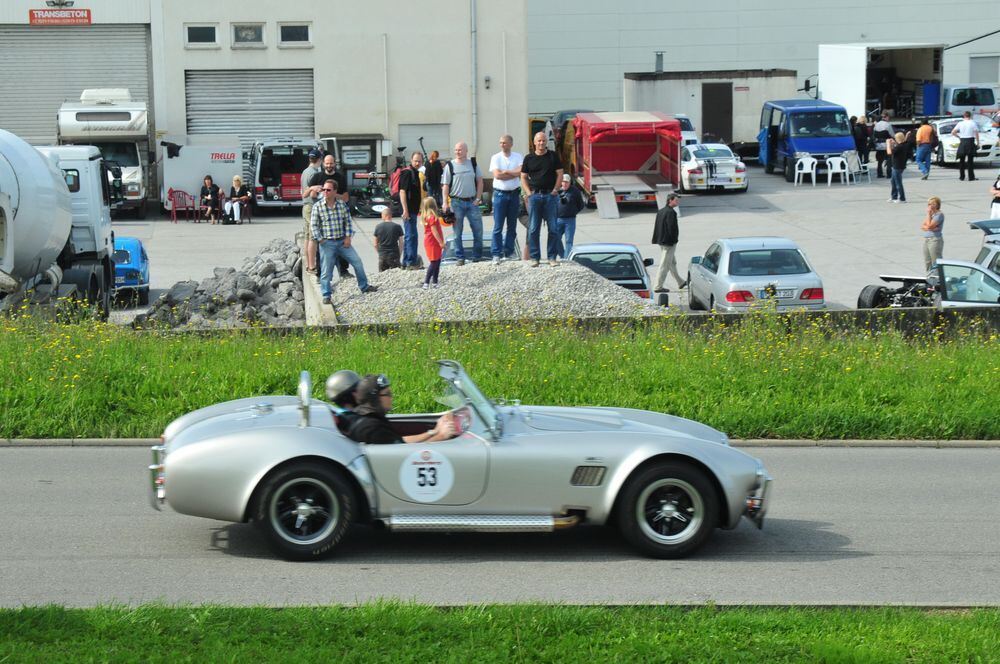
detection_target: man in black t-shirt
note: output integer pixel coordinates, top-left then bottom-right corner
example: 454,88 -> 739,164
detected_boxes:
520,132 -> 564,266
372,209 -> 404,271
397,151 -> 424,268
347,374 -> 457,445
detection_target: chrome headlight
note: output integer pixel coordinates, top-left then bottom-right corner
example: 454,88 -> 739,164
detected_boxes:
794,151 -> 810,159
126,183 -> 141,194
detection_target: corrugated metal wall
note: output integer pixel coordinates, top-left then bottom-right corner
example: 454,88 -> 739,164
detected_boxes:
185,69 -> 314,180
0,25 -> 151,144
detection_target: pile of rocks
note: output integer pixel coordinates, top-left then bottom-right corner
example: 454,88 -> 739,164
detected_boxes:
134,238 -> 305,329
331,259 -> 668,324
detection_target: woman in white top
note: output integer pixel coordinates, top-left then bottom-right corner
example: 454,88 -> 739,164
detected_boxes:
225,175 -> 251,224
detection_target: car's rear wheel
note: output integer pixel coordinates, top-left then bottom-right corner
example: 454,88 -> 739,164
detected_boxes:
857,284 -> 890,309
254,462 -> 354,561
617,461 -> 719,558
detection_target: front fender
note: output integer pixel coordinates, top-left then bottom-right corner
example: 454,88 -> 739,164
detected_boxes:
165,424 -> 363,522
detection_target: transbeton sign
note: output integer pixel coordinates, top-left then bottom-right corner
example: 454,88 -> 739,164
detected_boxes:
29,9 -> 92,25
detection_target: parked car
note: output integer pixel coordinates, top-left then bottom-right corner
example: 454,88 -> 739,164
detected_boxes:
678,144 -> 748,193
687,237 -> 825,313
568,243 -> 654,299
933,115 -> 997,165
858,220 -> 1000,309
441,231 -> 521,265
112,236 -> 150,305
671,113 -> 700,145
148,360 -> 772,561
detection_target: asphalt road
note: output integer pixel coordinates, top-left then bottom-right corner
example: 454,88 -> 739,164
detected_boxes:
2,446 -> 998,607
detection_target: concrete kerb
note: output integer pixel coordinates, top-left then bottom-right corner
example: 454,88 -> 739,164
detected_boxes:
3,439 -> 999,448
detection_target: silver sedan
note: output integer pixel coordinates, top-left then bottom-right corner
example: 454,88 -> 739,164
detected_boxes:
687,237 -> 825,313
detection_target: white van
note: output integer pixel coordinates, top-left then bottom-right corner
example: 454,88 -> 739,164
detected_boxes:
158,135 -> 243,211
249,138 -> 322,209
942,84 -> 1000,117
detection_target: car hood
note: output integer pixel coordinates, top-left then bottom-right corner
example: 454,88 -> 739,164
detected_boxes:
518,405 -> 729,445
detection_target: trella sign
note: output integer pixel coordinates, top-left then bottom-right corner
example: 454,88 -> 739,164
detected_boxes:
28,9 -> 92,26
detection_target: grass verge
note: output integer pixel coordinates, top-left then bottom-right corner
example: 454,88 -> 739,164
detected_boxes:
1,604 -> 998,662
1,314 -> 997,439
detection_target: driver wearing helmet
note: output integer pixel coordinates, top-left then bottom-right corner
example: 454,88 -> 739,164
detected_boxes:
347,374 -> 456,445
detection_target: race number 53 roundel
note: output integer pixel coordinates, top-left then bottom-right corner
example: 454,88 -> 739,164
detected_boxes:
399,449 -> 455,502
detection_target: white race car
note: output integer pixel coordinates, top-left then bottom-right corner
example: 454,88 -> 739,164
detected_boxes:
934,114 -> 998,165
678,143 -> 748,193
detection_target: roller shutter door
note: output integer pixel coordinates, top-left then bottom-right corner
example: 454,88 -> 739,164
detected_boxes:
185,69 -> 314,179
398,124 -> 452,159
0,25 -> 151,144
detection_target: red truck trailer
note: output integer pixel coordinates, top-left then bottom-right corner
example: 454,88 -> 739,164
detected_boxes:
571,111 -> 681,219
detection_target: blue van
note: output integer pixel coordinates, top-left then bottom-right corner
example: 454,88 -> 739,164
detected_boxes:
757,100 -> 857,182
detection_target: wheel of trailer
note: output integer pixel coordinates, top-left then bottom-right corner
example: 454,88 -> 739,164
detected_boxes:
617,461 -> 719,558
857,284 -> 890,309
253,462 -> 354,561
784,158 -> 795,183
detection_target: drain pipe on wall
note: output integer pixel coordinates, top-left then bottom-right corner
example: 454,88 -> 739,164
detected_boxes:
502,30 -> 509,135
382,33 -> 390,139
470,0 -> 478,155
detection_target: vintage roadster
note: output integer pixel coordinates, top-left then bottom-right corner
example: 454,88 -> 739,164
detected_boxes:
148,360 -> 771,560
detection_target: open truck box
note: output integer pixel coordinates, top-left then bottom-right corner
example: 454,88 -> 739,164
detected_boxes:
572,111 -> 681,219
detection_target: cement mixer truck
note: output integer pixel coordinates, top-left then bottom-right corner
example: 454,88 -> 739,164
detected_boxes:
0,129 -> 118,317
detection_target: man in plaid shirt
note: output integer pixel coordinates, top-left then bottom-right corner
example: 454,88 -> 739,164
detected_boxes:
311,179 -> 377,303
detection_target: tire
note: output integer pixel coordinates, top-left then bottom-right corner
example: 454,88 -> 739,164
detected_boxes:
135,200 -> 146,220
857,284 -> 890,309
764,160 -> 775,175
677,176 -> 686,194
253,462 -> 354,561
138,287 -> 150,306
617,461 -> 719,559
783,158 -> 794,183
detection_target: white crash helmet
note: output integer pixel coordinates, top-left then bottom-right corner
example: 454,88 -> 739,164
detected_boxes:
325,369 -> 361,403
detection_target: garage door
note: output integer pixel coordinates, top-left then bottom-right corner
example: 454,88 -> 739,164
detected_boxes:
0,25 -> 152,144
185,69 -> 314,179
398,124 -> 452,159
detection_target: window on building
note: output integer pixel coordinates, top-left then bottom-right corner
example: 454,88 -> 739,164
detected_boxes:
185,24 -> 218,47
233,23 -> 265,48
278,23 -> 311,47
970,56 -> 1000,84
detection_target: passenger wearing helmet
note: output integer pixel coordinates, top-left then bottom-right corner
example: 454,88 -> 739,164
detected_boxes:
325,369 -> 361,432
347,374 -> 456,445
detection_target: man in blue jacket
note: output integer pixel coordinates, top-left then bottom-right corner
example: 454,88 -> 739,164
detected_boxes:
555,173 -> 585,262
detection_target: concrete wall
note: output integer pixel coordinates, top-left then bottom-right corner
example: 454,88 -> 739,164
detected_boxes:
528,0 -> 1000,114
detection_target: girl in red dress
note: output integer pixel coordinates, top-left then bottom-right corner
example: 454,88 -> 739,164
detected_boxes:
421,197 -> 445,288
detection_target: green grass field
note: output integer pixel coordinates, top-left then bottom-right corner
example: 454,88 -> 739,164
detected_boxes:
1,314 -> 997,439
1,604 -> 998,662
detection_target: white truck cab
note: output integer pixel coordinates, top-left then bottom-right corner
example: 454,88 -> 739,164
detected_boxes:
57,88 -> 149,218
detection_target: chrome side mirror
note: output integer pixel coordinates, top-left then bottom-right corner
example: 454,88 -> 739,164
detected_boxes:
298,370 -> 312,427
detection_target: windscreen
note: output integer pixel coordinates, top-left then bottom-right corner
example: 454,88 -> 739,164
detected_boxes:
674,117 -> 695,131
728,249 -> 810,276
572,252 -> 641,278
94,142 -> 139,167
952,88 -> 995,106
789,111 -> 851,138
692,147 -> 733,159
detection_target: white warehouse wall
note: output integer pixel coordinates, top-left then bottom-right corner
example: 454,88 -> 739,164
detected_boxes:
528,0 -> 1000,113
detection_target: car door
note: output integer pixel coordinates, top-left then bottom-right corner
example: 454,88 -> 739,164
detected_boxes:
363,416 -> 490,508
692,243 -> 722,306
937,263 -> 1000,308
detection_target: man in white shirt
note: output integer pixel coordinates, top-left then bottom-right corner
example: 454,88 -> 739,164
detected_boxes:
488,134 -> 523,263
951,111 -> 981,181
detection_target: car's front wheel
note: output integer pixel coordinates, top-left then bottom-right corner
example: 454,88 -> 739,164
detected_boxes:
254,462 -> 354,561
617,462 -> 719,558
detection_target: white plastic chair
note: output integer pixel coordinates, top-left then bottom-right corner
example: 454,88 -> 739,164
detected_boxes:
825,156 -> 849,186
794,156 -> 818,186
843,150 -> 871,185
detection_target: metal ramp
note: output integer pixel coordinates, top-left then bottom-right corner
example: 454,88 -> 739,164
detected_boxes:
595,187 -> 620,219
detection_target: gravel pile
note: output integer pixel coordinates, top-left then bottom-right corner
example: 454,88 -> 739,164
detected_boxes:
330,259 -> 668,324
134,238 -> 304,329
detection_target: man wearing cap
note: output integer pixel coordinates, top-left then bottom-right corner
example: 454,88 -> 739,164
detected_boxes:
301,149 -> 323,276
652,193 -> 686,292
347,374 -> 457,445
555,173 -> 584,260
309,155 -> 352,279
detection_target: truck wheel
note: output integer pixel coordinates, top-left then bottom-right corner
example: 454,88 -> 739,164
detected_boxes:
783,159 -> 795,183
857,284 -> 890,309
617,461 -> 719,558
135,200 -> 146,220
253,462 -> 354,561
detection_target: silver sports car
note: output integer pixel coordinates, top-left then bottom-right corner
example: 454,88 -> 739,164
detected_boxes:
149,360 -> 771,560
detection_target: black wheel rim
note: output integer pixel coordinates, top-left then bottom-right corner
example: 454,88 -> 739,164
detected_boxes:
635,478 -> 704,545
268,477 -> 340,545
